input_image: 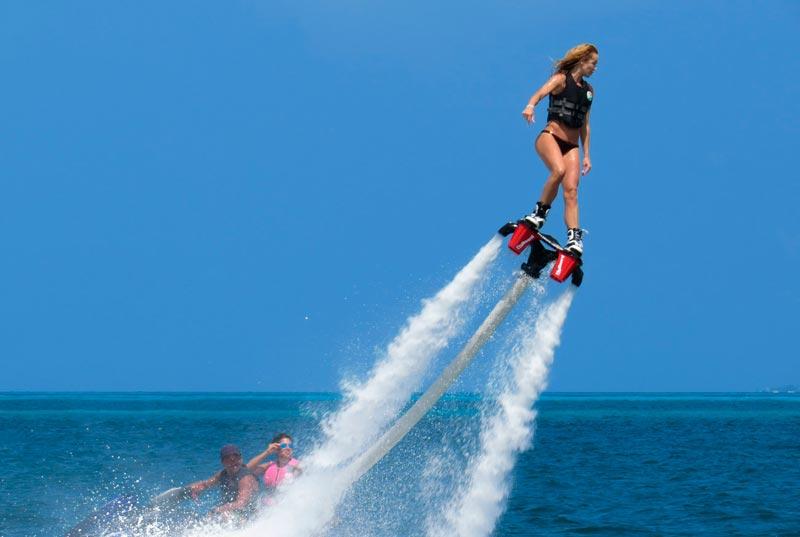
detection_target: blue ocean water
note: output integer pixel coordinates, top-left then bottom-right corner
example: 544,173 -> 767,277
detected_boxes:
1,393 -> 798,536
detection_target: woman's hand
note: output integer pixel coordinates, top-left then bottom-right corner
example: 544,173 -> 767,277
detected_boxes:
582,155 -> 592,176
521,104 -> 535,124
266,442 -> 280,455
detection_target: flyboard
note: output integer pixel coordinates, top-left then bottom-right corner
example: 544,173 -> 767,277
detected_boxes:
345,219 -> 582,482
498,219 -> 584,287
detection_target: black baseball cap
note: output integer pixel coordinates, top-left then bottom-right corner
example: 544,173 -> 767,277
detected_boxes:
219,444 -> 242,459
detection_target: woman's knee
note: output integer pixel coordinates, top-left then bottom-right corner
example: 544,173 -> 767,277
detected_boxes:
549,165 -> 567,181
562,183 -> 579,203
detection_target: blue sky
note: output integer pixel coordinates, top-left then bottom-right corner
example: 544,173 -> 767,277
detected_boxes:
1,1 -> 797,391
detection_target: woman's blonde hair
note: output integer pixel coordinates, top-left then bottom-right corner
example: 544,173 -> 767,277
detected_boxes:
554,43 -> 598,73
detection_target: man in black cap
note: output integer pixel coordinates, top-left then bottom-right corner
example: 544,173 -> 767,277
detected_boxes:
187,444 -> 259,518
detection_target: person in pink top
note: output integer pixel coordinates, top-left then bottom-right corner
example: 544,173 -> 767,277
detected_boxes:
246,432 -> 301,503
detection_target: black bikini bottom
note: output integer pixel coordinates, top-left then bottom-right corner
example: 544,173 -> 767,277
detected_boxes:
540,129 -> 578,155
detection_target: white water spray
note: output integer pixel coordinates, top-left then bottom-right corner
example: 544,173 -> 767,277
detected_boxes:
307,236 -> 502,470
428,288 -> 575,537
231,237 -> 502,537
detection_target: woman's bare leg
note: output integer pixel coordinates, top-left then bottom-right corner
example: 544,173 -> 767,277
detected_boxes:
534,134 -> 567,204
561,148 -> 582,229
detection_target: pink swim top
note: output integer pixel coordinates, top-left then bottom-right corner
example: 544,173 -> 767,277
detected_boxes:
262,459 -> 299,488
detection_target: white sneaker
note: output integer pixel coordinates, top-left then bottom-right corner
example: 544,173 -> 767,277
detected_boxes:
522,202 -> 550,230
566,228 -> 584,255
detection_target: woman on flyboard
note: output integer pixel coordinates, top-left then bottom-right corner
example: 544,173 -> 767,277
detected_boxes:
521,43 -> 598,256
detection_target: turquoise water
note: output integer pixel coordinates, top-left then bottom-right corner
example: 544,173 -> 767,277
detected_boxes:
1,393 -> 798,536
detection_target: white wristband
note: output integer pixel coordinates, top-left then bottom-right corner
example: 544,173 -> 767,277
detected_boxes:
525,104 -> 534,109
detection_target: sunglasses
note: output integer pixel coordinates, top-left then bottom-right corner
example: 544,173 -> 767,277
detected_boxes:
279,442 -> 293,449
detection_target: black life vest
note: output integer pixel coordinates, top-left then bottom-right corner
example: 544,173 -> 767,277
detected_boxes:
547,73 -> 593,129
218,465 -> 256,505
